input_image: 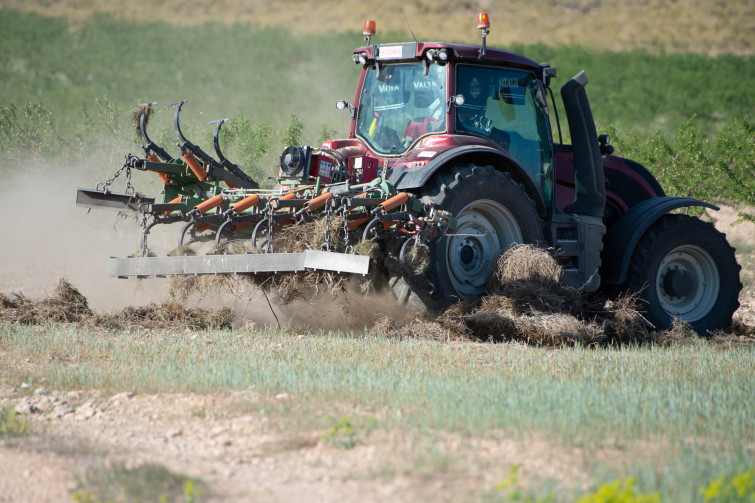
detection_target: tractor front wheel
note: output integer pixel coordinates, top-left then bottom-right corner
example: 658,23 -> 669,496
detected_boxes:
392,164 -> 544,309
627,214 -> 741,334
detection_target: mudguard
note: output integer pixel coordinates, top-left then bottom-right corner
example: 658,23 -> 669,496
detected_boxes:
601,197 -> 719,285
385,145 -> 546,216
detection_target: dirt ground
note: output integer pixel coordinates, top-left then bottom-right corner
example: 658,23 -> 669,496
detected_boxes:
0,386 -> 608,502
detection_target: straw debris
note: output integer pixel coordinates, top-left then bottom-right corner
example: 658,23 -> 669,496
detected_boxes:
130,103 -> 152,137
0,279 -> 91,324
0,279 -> 234,330
372,244 -> 655,346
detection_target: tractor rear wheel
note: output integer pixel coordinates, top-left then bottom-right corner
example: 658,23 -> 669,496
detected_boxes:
627,214 -> 741,334
392,164 -> 544,309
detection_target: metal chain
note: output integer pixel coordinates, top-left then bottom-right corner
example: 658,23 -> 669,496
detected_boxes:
323,207 -> 332,251
342,208 -> 353,253
96,154 -> 136,195
265,210 -> 274,253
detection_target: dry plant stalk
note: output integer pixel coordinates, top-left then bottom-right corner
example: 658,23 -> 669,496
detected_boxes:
0,279 -> 233,330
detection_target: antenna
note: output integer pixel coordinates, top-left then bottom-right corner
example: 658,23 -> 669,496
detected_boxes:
401,8 -> 418,43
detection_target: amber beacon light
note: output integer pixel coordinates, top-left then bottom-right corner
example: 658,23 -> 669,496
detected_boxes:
477,12 -> 490,30
363,19 -> 376,44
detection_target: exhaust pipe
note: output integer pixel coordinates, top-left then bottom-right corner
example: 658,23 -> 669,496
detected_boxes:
560,71 -> 605,219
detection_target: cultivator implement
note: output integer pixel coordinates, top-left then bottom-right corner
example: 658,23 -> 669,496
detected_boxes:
77,101 -> 456,279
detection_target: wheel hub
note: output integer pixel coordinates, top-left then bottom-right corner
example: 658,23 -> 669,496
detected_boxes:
458,239 -> 481,271
655,246 -> 719,321
446,199 -> 523,297
662,268 -> 693,298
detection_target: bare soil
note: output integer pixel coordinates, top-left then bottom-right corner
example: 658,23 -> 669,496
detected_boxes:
0,386 -> 630,502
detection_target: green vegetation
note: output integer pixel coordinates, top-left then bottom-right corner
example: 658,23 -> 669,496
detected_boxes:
1,321 -> 753,501
321,414 -> 373,449
702,467 -> 755,503
0,9 -> 752,188
71,463 -> 203,503
0,405 -> 30,438
607,118 -> 754,218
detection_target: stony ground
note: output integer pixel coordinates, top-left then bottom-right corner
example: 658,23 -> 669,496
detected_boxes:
1,385 -> 603,502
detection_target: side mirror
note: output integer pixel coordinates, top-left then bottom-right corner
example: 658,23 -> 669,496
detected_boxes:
336,100 -> 356,119
446,94 -> 465,113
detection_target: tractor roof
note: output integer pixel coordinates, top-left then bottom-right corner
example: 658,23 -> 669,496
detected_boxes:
353,42 -> 543,72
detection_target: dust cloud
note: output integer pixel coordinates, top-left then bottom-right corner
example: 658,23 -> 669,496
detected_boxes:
0,167 -> 168,310
0,165 -> 405,330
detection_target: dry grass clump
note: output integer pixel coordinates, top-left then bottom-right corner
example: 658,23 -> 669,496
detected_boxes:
0,279 -> 92,324
486,244 -> 582,314
272,215 -> 346,253
102,303 -> 234,330
371,312 -> 468,341
167,245 -> 197,257
130,103 -> 152,137
244,271 -> 349,305
376,244 -> 651,346
0,279 -> 234,330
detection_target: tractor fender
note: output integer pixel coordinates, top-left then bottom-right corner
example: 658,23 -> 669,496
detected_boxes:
385,145 -> 546,217
601,197 -> 719,285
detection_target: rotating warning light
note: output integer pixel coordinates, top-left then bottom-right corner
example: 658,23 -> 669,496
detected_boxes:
363,19 -> 376,44
477,12 -> 490,30
363,19 -> 376,36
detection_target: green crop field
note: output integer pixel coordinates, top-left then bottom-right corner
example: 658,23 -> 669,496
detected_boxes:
0,10 -> 752,191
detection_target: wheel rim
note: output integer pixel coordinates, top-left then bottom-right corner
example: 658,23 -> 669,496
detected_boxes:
655,244 -> 719,322
445,199 -> 522,297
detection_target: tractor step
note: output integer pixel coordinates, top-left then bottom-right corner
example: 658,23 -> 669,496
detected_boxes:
109,250 -> 370,278
76,188 -> 154,212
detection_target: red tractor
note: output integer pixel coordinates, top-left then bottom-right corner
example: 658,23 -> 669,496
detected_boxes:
87,13 -> 741,333
275,15 -> 740,332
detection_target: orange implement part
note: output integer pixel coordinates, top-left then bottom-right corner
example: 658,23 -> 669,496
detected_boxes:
304,192 -> 333,212
348,217 -> 370,230
148,155 -> 171,184
270,192 -> 298,209
273,218 -> 295,231
182,152 -> 207,181
232,194 -> 260,213
380,192 -> 409,212
236,222 -> 253,231
195,195 -> 223,215
347,192 -> 369,210
164,196 -> 182,215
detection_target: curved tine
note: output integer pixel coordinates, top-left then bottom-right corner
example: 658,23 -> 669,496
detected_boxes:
215,219 -> 233,245
209,119 -> 230,163
139,103 -> 173,162
136,101 -> 158,144
139,112 -> 153,145
168,100 -> 190,144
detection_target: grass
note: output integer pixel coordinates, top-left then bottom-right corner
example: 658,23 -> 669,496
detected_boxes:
0,10 -> 752,176
71,463 -> 203,503
0,405 -> 30,438
1,321 -> 753,500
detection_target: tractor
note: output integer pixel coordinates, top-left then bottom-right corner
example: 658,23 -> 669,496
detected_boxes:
78,13 -> 741,333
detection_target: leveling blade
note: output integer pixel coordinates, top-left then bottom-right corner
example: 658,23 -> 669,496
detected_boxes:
76,188 -> 154,212
109,251 -> 370,278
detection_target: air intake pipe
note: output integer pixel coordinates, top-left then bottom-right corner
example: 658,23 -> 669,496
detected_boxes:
560,71 -> 605,218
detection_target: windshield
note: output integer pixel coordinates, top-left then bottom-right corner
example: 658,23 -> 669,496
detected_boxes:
356,63 -> 446,155
455,65 -> 553,201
